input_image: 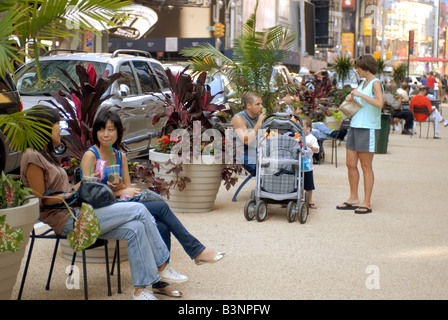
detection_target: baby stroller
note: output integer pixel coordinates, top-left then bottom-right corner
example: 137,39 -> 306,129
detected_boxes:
243,113 -> 310,223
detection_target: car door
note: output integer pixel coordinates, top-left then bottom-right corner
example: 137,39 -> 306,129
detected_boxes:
112,60 -> 166,158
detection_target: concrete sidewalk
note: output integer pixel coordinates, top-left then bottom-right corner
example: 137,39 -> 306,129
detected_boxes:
10,105 -> 448,300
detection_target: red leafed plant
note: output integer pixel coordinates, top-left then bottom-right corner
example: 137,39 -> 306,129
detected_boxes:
45,63 -> 123,158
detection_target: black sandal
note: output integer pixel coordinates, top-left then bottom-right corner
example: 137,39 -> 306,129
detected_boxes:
336,202 -> 359,210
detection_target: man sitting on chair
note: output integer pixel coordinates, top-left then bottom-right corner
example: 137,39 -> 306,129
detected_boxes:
410,86 -> 448,139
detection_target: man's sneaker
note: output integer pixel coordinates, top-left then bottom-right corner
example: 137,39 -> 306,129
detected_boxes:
133,289 -> 158,300
444,119 -> 448,127
159,264 -> 189,283
434,134 -> 441,139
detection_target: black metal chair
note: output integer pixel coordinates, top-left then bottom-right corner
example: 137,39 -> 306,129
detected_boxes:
17,225 -> 121,300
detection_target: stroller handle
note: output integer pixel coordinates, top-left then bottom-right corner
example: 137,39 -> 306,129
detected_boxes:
263,113 -> 303,125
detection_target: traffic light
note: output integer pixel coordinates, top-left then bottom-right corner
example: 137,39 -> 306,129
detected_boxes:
213,22 -> 225,37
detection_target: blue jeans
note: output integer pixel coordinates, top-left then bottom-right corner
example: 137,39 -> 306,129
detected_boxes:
141,201 -> 205,261
61,202 -> 169,288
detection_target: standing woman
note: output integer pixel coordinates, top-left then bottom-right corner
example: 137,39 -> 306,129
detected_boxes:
336,54 -> 384,214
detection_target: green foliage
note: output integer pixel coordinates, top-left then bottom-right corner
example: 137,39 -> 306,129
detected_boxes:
377,59 -> 386,77
0,172 -> 33,209
0,0 -> 132,78
0,215 -> 24,253
331,56 -> 354,87
66,203 -> 101,252
0,109 -> 53,153
181,0 -> 296,114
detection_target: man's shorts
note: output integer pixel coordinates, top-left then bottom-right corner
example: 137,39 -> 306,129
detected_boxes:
346,128 -> 379,153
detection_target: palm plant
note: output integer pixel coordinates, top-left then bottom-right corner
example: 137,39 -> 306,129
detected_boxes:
180,0 -> 296,114
331,55 -> 353,87
376,59 -> 386,80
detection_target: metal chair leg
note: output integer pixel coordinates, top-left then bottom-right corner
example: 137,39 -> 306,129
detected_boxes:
17,230 -> 36,300
45,237 -> 60,290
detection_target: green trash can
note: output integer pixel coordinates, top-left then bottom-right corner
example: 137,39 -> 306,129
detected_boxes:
376,113 -> 391,154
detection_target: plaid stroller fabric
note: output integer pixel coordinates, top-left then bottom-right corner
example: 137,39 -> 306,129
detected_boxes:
260,135 -> 300,194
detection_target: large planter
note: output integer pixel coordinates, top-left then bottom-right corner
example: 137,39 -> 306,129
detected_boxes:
0,198 -> 39,300
149,149 -> 224,213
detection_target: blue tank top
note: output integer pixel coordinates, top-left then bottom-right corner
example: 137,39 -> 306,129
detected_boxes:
351,78 -> 383,130
82,145 -> 123,184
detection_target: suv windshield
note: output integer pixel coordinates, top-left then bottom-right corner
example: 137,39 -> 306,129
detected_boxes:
16,60 -> 111,96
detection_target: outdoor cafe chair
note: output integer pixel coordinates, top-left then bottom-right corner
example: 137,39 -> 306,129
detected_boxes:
17,224 -> 121,300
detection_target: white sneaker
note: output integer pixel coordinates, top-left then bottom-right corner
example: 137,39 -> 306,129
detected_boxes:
443,119 -> 448,127
394,125 -> 400,131
133,289 -> 158,300
159,264 -> 189,283
434,134 -> 441,139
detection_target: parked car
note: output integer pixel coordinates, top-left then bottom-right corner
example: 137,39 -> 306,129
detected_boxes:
0,73 -> 23,173
15,49 -> 170,160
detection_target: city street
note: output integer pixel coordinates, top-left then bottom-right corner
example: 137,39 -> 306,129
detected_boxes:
11,105 -> 448,300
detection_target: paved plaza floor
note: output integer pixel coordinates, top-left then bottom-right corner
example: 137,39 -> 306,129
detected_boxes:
10,105 -> 448,301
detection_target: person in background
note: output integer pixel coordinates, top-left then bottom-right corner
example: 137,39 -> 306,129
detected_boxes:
426,72 -> 436,95
21,106 -> 177,300
409,86 -> 448,139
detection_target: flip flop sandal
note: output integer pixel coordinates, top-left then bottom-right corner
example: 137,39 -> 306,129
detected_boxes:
336,202 -> 359,210
354,207 -> 372,214
309,203 -> 317,209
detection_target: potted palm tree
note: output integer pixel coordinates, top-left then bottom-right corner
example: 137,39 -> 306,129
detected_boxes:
146,67 -> 242,212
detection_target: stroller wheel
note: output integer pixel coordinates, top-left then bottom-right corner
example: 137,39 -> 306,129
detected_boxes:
286,201 -> 297,223
244,199 -> 256,221
255,200 -> 267,222
298,201 -> 308,224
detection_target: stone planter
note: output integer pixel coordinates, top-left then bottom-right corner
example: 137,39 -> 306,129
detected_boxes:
149,149 -> 224,213
0,198 -> 39,300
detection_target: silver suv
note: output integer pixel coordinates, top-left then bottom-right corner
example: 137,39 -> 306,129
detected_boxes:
15,49 -> 170,159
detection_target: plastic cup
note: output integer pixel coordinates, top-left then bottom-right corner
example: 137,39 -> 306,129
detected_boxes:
82,176 -> 99,183
107,164 -> 121,184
